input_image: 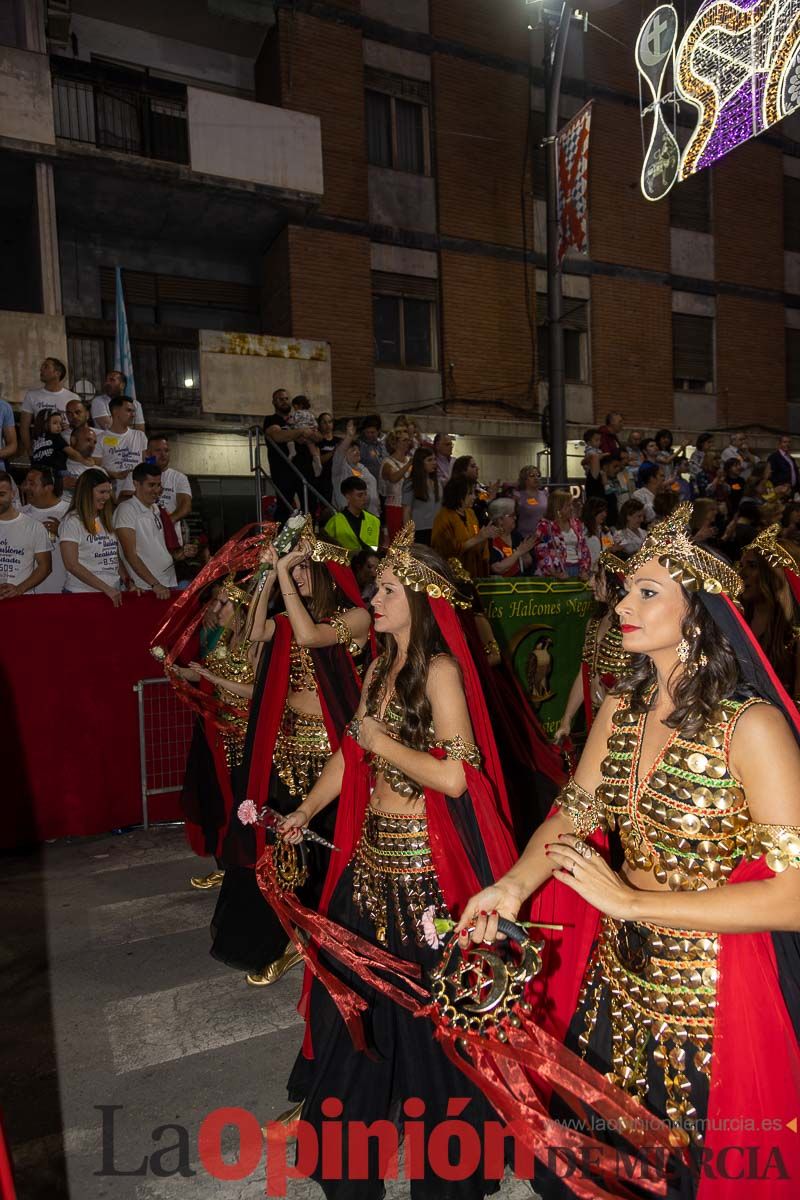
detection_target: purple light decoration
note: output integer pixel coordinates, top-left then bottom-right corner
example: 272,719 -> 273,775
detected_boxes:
696,71 -> 768,171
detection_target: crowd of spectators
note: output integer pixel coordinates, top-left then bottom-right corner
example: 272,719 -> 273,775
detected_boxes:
267,401 -> 800,590
4,364 -> 799,600
0,355 -> 197,601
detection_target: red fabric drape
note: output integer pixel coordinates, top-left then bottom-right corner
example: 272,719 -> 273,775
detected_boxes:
527,823 -> 800,1196
0,593 -> 178,847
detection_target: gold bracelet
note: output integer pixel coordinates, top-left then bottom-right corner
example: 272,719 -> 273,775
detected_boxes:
483,639 -> 500,657
282,590 -> 299,597
435,735 -> 482,769
554,778 -> 607,838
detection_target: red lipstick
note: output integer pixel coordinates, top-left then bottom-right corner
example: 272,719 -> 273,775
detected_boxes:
620,624 -> 641,633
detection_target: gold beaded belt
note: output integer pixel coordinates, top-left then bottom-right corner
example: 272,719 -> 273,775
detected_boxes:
219,715 -> 248,767
578,915 -> 717,1146
352,806 -> 448,946
273,704 -> 331,797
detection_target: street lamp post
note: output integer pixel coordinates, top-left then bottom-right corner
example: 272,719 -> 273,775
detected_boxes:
543,2 -> 572,486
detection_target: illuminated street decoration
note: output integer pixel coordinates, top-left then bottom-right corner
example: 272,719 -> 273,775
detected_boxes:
636,0 -> 800,198
636,5 -> 681,200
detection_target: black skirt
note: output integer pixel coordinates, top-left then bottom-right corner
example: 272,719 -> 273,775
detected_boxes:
286,861 -> 502,1200
534,958 -> 707,1200
180,717 -> 227,861
210,772 -> 336,973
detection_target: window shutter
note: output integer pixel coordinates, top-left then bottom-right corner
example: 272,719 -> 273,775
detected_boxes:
371,271 -> 437,300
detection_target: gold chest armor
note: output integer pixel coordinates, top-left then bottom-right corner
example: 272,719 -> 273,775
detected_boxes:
597,693 -> 759,891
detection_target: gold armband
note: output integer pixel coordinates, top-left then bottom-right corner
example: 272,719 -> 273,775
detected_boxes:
483,639 -> 500,658
435,735 -> 482,770
554,778 -> 607,839
748,824 -> 800,873
329,614 -> 360,657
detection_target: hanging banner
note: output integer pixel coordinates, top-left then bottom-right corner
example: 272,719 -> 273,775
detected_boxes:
556,101 -> 592,262
476,577 -> 592,737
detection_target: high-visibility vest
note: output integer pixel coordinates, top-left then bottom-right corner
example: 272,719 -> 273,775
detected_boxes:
324,509 -> 380,552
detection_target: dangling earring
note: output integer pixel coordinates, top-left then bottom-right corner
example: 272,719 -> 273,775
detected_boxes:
676,627 -> 707,675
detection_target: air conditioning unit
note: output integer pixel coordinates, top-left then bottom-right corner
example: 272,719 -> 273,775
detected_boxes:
46,0 -> 71,50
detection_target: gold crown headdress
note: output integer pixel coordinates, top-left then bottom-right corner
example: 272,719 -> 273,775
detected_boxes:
380,523 -> 471,609
598,548 -> 628,577
221,575 -> 252,608
297,514 -> 353,567
625,502 -> 742,599
746,524 -> 800,576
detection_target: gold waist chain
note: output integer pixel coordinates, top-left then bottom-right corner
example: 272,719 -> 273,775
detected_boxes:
351,806 -> 448,946
273,704 -> 331,797
578,915 -> 717,1147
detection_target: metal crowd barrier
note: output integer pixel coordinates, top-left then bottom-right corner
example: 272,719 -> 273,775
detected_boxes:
133,677 -> 195,828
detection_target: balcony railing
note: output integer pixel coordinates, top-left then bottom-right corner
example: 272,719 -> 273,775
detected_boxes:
51,56 -> 189,165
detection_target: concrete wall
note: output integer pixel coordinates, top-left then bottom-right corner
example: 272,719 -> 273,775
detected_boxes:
361,0 -> 429,34
0,311 -> 67,405
0,45 -> 54,145
166,429 -> 251,476
199,330 -> 332,416
374,367 -> 441,410
368,167 -> 436,232
671,229 -> 714,280
70,13 -> 255,94
187,88 -> 323,197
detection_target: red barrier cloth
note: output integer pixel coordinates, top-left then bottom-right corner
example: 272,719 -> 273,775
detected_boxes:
0,593 -> 177,848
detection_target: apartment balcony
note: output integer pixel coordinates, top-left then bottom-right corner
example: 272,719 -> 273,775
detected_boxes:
49,56 -> 323,199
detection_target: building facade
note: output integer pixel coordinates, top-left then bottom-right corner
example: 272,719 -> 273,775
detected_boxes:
1,0 -> 799,485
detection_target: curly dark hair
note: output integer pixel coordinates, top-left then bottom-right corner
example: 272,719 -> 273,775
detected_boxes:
617,590 -> 739,737
364,545 -> 459,750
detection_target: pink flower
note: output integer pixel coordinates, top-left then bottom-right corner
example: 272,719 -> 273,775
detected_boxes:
238,799 -> 259,826
421,906 -> 441,950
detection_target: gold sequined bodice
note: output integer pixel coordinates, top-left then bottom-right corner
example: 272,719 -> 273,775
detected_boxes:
582,615 -> 631,679
598,692 -> 762,890
205,640 -> 254,705
204,639 -> 254,766
289,638 -> 317,693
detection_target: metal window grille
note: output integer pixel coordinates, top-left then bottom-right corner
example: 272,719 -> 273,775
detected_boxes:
52,63 -> 189,165
133,678 -> 195,828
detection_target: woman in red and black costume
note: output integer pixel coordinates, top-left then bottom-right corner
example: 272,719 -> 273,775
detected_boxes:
275,528 -> 519,1200
458,503 -> 800,1199
447,555 -> 567,846
739,524 -> 800,703
211,517 -> 373,985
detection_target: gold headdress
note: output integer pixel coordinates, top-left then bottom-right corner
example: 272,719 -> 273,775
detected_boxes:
221,575 -> 252,608
746,525 -> 800,576
598,548 -> 628,577
297,514 -> 352,567
380,522 -> 471,608
625,502 -> 742,599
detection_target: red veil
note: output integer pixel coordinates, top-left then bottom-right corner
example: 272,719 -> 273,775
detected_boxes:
526,592 -> 800,1197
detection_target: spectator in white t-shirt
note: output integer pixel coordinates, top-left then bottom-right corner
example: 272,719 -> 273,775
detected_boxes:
60,468 -> 124,604
20,357 -> 80,458
0,471 -> 51,597
21,467 -> 71,594
0,398 -> 18,465
93,396 -> 147,499
91,370 -> 145,432
114,463 -> 177,597
146,433 -> 191,542
64,425 -> 98,490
